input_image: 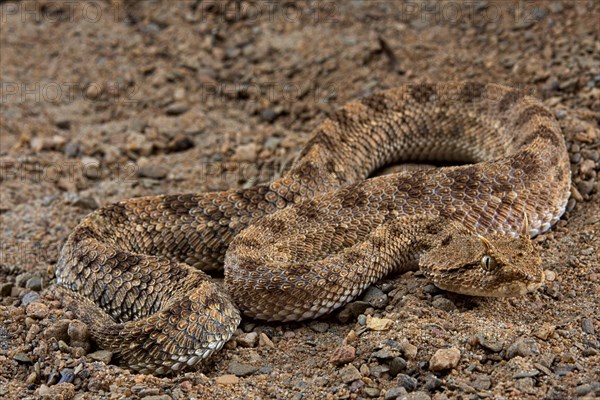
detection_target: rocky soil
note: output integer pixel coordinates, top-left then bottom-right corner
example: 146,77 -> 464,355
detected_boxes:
1,1 -> 599,399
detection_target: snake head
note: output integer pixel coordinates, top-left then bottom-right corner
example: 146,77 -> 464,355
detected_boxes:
419,228 -> 545,297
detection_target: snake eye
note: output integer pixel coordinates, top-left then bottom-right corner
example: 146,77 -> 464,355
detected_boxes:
481,255 -> 496,271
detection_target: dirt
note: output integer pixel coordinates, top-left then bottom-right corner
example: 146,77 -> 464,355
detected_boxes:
1,1 -> 599,399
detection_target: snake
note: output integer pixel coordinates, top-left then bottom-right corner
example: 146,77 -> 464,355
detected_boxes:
54,82 -> 571,374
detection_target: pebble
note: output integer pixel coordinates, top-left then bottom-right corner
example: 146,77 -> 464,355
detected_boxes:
362,286 -> 389,309
259,332 -> 274,348
534,323 -> 556,340
396,373 -> 418,392
423,374 -> 442,392
167,134 -> 194,152
165,103 -> 189,116
26,302 -> 49,319
475,334 -> 504,353
544,270 -> 556,282
141,395 -> 171,400
506,338 -> 539,359
372,348 -> 398,360
329,345 -> 356,366
429,347 -> 461,371
215,374 -> 240,385
404,392 -> 431,400
576,179 -> 595,196
87,350 -> 113,364
44,319 -> 70,342
385,386 -> 408,399
25,276 -> 43,291
70,195 -> 99,210
339,364 -> 362,383
431,296 -> 457,312
389,357 -> 407,377
13,352 -> 32,363
58,368 -> 75,384
579,159 -> 596,178
366,315 -> 393,331
227,361 -> 259,377
582,318 -> 595,335
237,332 -> 258,347
231,143 -> 260,163
138,165 -> 167,179
16,273 -> 34,288
363,387 -> 380,397
0,282 -> 13,297
401,339 -> 418,359
309,321 -> 329,333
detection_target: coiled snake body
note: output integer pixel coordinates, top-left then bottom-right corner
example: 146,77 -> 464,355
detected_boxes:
55,82 -> 571,374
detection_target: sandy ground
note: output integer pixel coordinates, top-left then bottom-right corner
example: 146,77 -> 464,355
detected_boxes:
1,1 -> 599,399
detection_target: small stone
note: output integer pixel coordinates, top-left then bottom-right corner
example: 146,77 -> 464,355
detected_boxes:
372,348 -> 398,360
44,319 -> 70,342
55,119 -> 71,130
237,332 -> 258,347
167,134 -> 194,152
429,347 -> 460,371
544,270 -> 556,282
575,383 -> 594,397
475,334 -> 504,353
13,352 -> 32,363
404,391 -> 432,400
215,374 -> 240,385
165,103 -> 190,116
423,374 -> 442,392
362,286 -> 389,309
58,368 -> 75,384
309,321 -> 329,333
264,136 -> 281,150
70,195 -> 99,210
534,323 -> 556,340
16,273 -> 34,287
81,156 -> 101,179
363,387 -> 380,397
401,339 -> 418,359
577,179 -> 595,196
138,165 -> 167,179
329,345 -> 356,366
260,108 -> 278,123
25,276 -> 43,291
87,350 -> 112,364
0,282 -> 13,297
385,386 -> 408,399
579,159 -> 596,178
259,332 -> 274,348
26,302 -> 49,319
389,357 -> 407,377
431,297 -> 457,312
582,318 -> 595,335
231,143 -> 260,163
366,315 -> 393,331
339,364 -> 362,383
227,361 -> 258,377
396,373 -> 418,392
471,374 -> 492,390
506,338 -> 539,359
344,329 -> 358,344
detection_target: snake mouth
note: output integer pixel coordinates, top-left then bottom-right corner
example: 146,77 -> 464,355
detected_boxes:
432,271 -> 545,297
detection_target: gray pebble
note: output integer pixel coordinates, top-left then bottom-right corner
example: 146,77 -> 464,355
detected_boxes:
348,301 -> 371,317
21,292 -> 40,306
261,109 -> 278,123
264,136 -> 281,150
0,282 -> 13,297
570,152 -> 581,164
309,321 -> 329,333
259,365 -> 273,374
87,350 -> 112,364
582,318 -> 595,335
15,273 -> 34,288
403,392 -> 431,400
64,141 -> 80,157
554,109 -> 567,119
576,180 -> 595,196
388,357 -> 407,377
13,352 -> 32,363
138,165 -> 167,179
357,314 -> 367,326
363,387 -> 380,397
165,103 -> 189,116
431,296 -> 457,312
237,332 -> 258,347
228,361 -> 259,377
362,286 -> 388,309
471,374 -> 492,390
385,386 -> 408,399
339,364 -> 362,383
58,368 -> 75,384
69,195 -> 99,210
372,348 -> 397,360
25,276 -> 43,292
424,374 -> 442,392
506,337 -> 539,359
512,370 -> 539,379
396,373 -> 418,392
